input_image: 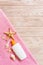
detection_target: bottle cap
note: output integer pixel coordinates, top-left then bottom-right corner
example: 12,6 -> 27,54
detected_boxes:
11,39 -> 16,46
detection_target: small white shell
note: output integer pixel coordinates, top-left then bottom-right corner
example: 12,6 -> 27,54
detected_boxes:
8,48 -> 11,53
10,54 -> 15,61
5,43 -> 9,48
5,40 -> 10,48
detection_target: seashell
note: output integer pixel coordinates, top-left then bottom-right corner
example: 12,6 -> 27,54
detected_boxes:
5,43 -> 9,48
10,54 -> 15,61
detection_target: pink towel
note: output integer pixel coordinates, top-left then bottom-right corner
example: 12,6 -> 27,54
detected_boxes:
0,9 -> 38,65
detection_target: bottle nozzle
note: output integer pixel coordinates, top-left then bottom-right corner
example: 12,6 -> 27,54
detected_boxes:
11,39 -> 16,46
